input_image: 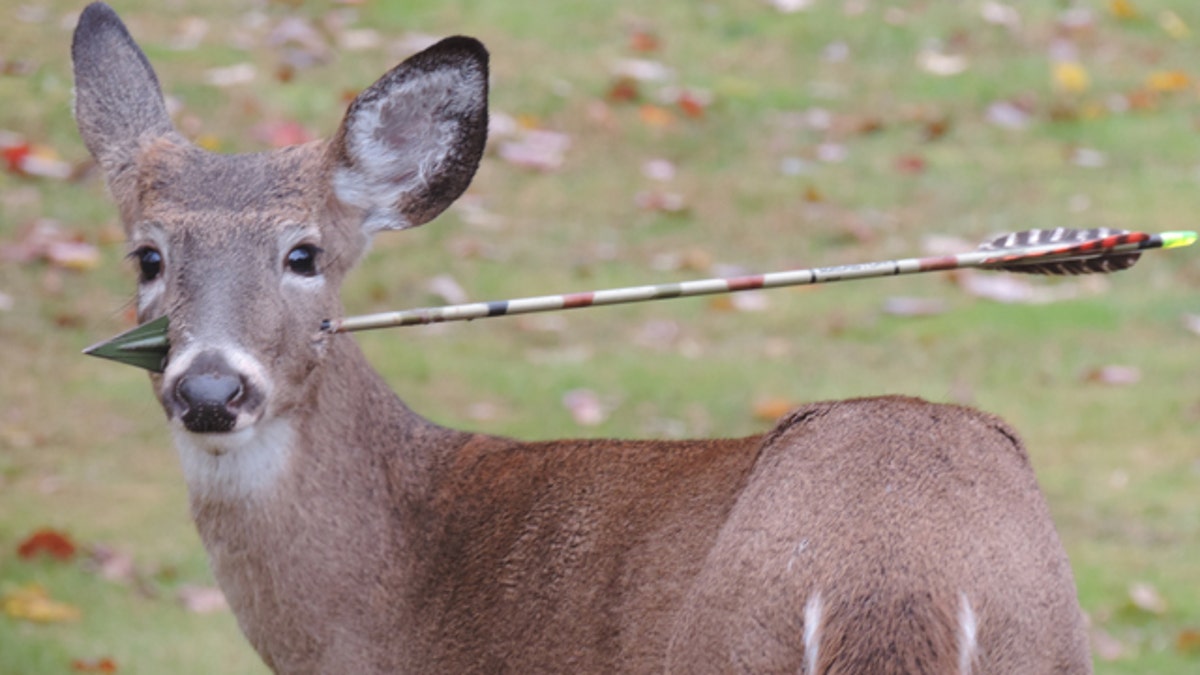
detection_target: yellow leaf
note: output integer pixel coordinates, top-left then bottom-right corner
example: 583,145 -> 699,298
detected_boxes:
638,104 -> 674,128
1146,70 -> 1190,92
1110,0 -> 1138,20
1159,10 -> 1191,40
2,584 -> 82,623
752,397 -> 796,422
195,134 -> 222,152
1053,62 -> 1090,93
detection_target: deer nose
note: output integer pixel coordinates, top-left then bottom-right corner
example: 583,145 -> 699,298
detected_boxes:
174,353 -> 249,433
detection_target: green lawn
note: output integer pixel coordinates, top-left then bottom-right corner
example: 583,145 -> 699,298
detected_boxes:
2,1 -> 1199,672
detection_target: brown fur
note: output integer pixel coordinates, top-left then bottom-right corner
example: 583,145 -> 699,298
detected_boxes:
73,3 -> 1091,673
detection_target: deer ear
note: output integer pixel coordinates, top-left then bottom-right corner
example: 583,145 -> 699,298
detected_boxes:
329,36 -> 489,235
72,3 -> 174,186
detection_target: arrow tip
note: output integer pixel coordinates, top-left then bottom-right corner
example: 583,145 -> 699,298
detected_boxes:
83,315 -> 171,373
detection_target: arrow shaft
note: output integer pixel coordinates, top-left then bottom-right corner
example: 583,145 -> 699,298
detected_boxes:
323,232 -> 1180,333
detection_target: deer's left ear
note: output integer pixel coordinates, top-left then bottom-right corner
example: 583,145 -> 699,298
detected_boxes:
328,36 -> 489,236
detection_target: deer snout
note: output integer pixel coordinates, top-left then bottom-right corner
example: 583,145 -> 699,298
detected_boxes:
169,351 -> 265,434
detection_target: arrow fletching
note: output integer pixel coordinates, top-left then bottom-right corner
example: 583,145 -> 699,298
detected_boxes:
978,227 -> 1142,274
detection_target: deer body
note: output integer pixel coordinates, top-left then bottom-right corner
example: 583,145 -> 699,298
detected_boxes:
73,3 -> 1090,673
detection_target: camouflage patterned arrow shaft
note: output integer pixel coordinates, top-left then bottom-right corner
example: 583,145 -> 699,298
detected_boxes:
322,229 -> 1195,333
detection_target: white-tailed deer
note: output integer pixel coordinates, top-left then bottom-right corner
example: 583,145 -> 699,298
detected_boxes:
74,3 -> 1091,673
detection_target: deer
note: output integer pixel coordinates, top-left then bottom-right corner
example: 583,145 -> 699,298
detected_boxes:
72,3 -> 1091,673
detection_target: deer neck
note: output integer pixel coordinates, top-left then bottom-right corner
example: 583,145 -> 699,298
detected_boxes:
177,335 -> 470,668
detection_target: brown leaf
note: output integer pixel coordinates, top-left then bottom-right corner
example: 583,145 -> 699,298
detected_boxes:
606,76 -> 641,103
634,190 -> 687,213
628,28 -> 660,53
1177,628 -> 1200,655
17,528 -> 77,561
894,154 -> 926,174
71,657 -> 118,673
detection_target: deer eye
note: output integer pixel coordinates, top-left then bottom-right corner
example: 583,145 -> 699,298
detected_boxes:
285,244 -> 321,277
134,246 -> 163,282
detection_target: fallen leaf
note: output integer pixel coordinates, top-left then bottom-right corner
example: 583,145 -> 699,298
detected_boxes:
768,0 -> 814,13
641,158 -> 676,182
917,48 -> 968,77
634,190 -> 687,213
815,143 -> 848,163
611,58 -> 673,83
1068,146 -> 1107,168
338,28 -> 381,52
85,545 -> 136,583
1183,313 -> 1200,336
606,76 -> 641,103
252,120 -> 313,148
1146,70 -> 1190,93
920,116 -> 952,142
1109,0 -> 1138,20
1083,365 -> 1141,386
894,154 -> 926,174
1053,62 -> 1090,93
981,2 -> 1020,27
638,104 -> 674,128
1,220 -> 100,271
171,16 -> 208,51
17,528 -> 77,561
1127,581 -> 1167,614
883,296 -> 947,317
205,63 -> 257,87
985,100 -> 1033,130
953,270 -> 1036,303
753,397 -> 796,422
178,585 -> 229,614
562,389 -> 608,426
1092,626 -> 1126,661
424,274 -> 468,305
2,584 -> 81,623
1177,628 -> 1200,655
627,28 -> 660,53
71,657 -> 118,673
1159,10 -> 1191,40
497,129 -> 571,171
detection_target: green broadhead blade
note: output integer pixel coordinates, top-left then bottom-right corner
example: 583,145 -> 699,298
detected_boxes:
83,315 -> 170,373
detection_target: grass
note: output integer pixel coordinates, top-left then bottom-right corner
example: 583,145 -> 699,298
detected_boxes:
2,0 -> 1199,672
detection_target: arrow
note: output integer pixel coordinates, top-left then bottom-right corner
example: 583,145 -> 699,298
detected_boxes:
84,228 -> 1197,372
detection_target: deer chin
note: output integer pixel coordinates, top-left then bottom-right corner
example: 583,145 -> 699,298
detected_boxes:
171,416 -> 296,502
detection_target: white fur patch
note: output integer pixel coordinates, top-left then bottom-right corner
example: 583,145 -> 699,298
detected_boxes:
803,591 -> 823,675
957,592 -> 978,675
172,416 -> 295,502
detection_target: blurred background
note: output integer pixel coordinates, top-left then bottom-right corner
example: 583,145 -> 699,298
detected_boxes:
2,0 -> 1198,672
